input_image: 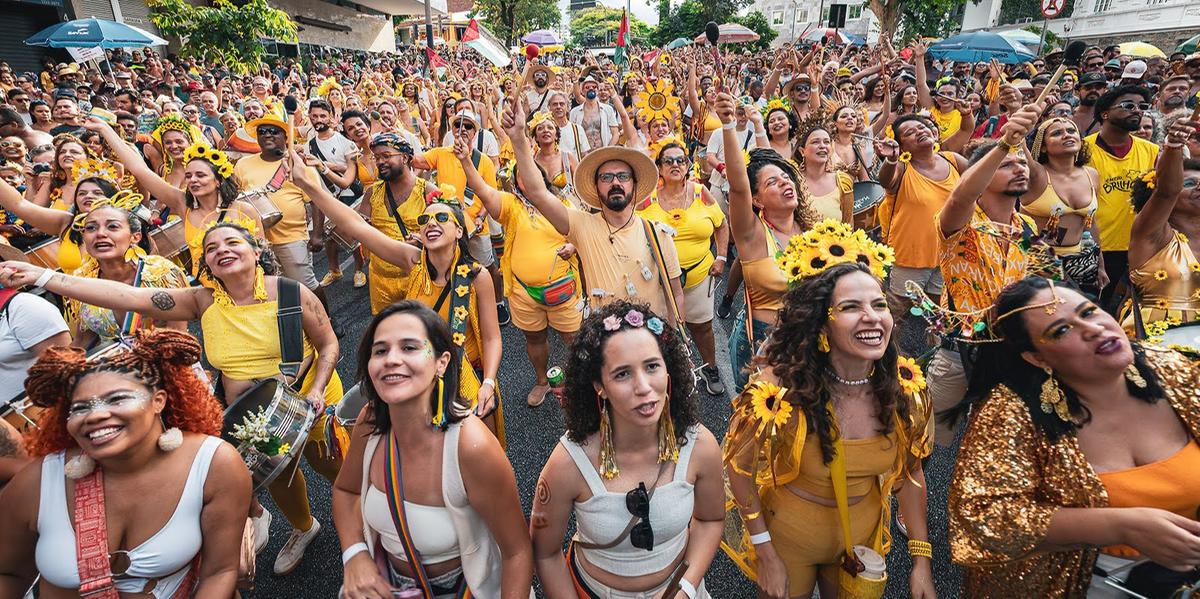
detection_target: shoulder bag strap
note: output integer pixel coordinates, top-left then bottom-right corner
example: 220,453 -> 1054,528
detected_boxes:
829,408 -> 864,576
74,468 -> 120,599
642,219 -> 683,327
276,278 -> 305,381
383,183 -> 409,238
382,433 -> 440,598
573,460 -> 670,551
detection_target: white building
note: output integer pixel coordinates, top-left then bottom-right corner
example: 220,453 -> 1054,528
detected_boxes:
962,0 -> 1200,50
746,0 -> 880,46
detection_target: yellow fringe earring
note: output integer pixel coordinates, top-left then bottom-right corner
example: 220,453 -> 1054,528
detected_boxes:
252,265 -> 269,301
658,378 -> 679,463
430,375 -> 446,427
124,245 -> 147,263
817,332 -> 830,353
1125,361 -> 1148,389
598,398 -> 619,479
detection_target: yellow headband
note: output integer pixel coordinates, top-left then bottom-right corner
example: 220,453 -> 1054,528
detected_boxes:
183,143 -> 234,179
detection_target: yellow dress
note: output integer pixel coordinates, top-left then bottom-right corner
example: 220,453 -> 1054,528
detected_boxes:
1127,231 -> 1200,328
366,179 -> 426,313
637,182 -> 725,289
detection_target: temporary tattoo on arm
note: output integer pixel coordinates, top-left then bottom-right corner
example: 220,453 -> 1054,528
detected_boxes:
535,478 -> 551,504
530,513 -> 549,529
151,291 -> 176,311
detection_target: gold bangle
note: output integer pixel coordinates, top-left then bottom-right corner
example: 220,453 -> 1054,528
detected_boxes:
742,510 -> 762,522
908,539 -> 933,559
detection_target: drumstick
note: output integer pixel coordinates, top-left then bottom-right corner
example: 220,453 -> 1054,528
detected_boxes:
1034,41 -> 1087,106
660,560 -> 690,599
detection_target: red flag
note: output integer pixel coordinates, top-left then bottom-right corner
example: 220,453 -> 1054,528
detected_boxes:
461,19 -> 480,44
426,47 -> 448,68
617,10 -> 629,47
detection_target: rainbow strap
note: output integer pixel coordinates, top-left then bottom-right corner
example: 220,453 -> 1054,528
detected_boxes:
119,260 -> 147,338
383,433 -> 472,599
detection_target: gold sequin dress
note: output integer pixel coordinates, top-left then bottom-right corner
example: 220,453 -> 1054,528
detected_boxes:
948,348 -> 1200,598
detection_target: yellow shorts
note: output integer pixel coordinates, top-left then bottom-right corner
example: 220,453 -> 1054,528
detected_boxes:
764,485 -> 883,597
509,282 -> 582,334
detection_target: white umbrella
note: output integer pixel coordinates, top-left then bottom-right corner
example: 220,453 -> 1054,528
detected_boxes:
693,23 -> 760,45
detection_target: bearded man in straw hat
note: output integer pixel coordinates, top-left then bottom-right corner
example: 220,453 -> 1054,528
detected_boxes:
502,98 -> 686,325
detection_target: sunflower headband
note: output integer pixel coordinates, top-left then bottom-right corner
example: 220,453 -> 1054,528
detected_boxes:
70,157 -> 119,185
153,116 -> 191,138
775,219 -> 896,285
182,143 -> 234,179
527,111 -> 555,134
760,97 -> 792,118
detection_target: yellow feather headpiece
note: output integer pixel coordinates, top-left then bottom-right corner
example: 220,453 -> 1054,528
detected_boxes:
527,111 -> 555,133
70,157 -> 119,185
71,190 -> 148,231
775,219 -> 896,284
317,77 -> 342,97
201,213 -> 258,238
183,143 -> 235,179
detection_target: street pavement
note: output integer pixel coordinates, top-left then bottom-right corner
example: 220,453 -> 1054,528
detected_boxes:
248,252 -> 965,598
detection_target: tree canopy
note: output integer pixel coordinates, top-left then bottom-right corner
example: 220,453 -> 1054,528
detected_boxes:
569,6 -> 651,47
148,0 -> 296,73
469,0 -> 561,46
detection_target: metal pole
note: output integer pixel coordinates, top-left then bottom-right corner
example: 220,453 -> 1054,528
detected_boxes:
423,0 -> 434,72
1036,19 -> 1048,56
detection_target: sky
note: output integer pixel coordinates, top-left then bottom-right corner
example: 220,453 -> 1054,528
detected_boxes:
597,0 -> 661,26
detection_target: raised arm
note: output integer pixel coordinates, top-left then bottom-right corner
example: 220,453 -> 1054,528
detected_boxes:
1129,119 -> 1196,265
82,118 -> 187,213
504,99 -> 569,236
686,58 -> 702,116
455,135 -> 503,221
912,42 -> 933,109
0,178 -> 71,236
942,102 -> 976,154
0,261 -> 207,322
717,93 -> 761,253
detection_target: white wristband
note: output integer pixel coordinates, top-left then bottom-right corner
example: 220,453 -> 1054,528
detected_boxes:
33,269 -> 55,288
482,377 -> 496,388
678,579 -> 697,599
715,255 -> 727,263
341,542 -> 369,565
722,121 -> 736,130
749,531 -> 772,545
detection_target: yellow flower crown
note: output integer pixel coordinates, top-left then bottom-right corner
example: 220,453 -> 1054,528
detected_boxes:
183,143 -> 235,179
648,134 -> 683,161
154,116 -> 191,137
760,97 -> 791,118
775,219 -> 895,284
70,157 -> 119,185
201,213 -> 258,238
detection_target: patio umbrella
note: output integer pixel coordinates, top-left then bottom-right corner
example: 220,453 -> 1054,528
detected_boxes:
1118,41 -> 1165,58
666,37 -> 693,49
521,29 -> 561,46
998,29 -> 1042,48
693,23 -> 760,45
1178,33 -> 1200,55
928,31 -> 1035,65
25,17 -> 167,48
801,29 -> 864,45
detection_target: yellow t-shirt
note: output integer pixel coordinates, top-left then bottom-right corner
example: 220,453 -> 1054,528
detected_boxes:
423,147 -> 497,237
233,155 -> 319,246
879,152 -> 960,269
566,209 -> 682,319
930,108 -> 962,141
497,191 -> 573,295
636,183 -> 724,289
1085,133 -> 1160,252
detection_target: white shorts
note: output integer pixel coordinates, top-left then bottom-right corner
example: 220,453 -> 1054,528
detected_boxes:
682,276 -> 716,324
271,239 -> 319,290
466,234 -> 495,267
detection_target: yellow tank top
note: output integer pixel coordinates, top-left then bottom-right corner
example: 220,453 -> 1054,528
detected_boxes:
1098,440 -> 1200,557
183,207 -> 260,276
1128,232 -> 1200,327
57,234 -> 83,273
367,179 -> 426,281
199,299 -> 314,381
879,152 -> 960,269
792,433 -> 898,499
1021,174 -> 1098,253
741,221 -> 789,313
637,183 -> 724,289
930,107 -> 962,141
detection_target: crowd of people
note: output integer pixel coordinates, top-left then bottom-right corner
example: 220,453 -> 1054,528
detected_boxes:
0,33 -> 1198,599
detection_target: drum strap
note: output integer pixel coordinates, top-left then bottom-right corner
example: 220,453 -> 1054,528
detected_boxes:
383,433 -> 473,599
276,278 -> 305,382
462,148 -> 483,205
118,259 -> 147,339
384,183 -> 409,238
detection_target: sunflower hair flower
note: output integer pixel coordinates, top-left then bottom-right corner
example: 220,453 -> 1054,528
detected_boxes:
897,356 -> 927,394
746,381 -> 793,435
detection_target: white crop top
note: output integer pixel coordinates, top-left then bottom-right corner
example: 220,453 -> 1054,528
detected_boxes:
564,426 -> 698,577
361,435 -> 462,565
35,436 -> 221,597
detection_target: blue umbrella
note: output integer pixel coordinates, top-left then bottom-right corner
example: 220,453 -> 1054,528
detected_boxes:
25,17 -> 167,49
929,31 -> 1035,64
998,29 -> 1042,48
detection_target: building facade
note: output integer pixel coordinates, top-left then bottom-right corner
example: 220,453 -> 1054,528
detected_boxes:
962,0 -> 1200,50
746,0 -> 879,45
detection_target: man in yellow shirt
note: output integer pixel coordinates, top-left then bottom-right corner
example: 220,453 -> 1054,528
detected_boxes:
235,116 -> 330,311
1084,85 -> 1159,308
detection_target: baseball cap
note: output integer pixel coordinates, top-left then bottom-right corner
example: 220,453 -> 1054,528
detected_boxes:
1079,72 -> 1107,87
1121,60 -> 1147,79
1104,59 -> 1121,69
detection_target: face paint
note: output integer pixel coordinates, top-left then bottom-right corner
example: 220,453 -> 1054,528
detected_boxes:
421,338 -> 435,361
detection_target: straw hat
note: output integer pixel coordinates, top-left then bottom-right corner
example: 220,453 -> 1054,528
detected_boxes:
783,73 -> 813,97
529,64 -> 556,88
245,116 -> 293,140
574,147 -> 658,210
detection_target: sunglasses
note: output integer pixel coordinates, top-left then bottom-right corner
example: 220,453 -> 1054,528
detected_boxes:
661,156 -> 688,166
455,122 -> 476,131
627,482 -> 654,551
0,140 -> 24,148
791,84 -> 812,92
417,211 -> 454,226
597,171 -> 633,183
257,126 -> 285,136
1115,101 -> 1150,112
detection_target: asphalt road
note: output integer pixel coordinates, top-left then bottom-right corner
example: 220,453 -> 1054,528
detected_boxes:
248,252 -> 965,598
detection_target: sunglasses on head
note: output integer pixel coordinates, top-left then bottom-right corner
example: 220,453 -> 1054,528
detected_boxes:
417,211 -> 454,226
627,482 -> 654,551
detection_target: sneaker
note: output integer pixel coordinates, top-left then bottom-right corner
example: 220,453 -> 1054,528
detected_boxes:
273,519 -> 321,575
699,365 -> 726,396
319,270 -> 342,287
716,295 -> 735,319
251,509 -> 272,555
496,302 -> 511,326
353,271 -> 367,288
527,383 -> 550,407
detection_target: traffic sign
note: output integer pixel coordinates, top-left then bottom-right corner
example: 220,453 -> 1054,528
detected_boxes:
1041,0 -> 1063,19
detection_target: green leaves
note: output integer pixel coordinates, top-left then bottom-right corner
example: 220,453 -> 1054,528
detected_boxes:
569,7 -> 650,48
149,0 -> 297,73
470,0 -> 560,46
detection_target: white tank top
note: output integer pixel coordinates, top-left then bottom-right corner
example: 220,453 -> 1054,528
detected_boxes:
35,436 -> 221,597
564,426 -> 698,577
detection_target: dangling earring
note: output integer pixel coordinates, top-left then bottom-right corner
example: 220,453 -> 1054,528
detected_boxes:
431,375 -> 447,428
65,453 -> 96,479
817,332 -> 830,353
598,396 -> 619,479
1040,367 -> 1070,422
932,141 -> 941,154
252,264 -> 268,301
1125,360 -> 1148,389
658,377 -> 679,464
158,415 -> 182,451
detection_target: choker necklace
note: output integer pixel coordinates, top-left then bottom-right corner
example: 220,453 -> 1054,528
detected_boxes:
827,367 -> 873,386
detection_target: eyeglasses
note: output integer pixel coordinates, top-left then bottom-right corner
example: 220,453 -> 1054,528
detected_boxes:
597,171 -> 633,183
30,144 -> 53,154
626,482 -> 654,551
417,211 -> 454,226
66,392 -> 149,421
1115,101 -> 1150,112
660,156 -> 688,166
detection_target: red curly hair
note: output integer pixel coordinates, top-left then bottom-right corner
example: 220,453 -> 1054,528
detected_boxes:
23,329 -> 223,457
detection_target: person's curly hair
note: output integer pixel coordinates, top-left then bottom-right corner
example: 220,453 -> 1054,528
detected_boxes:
563,300 -> 698,446
24,329 -> 222,457
747,147 -> 817,231
760,262 -> 910,464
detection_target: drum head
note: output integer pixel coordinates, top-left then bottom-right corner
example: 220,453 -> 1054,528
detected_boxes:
1154,322 -> 1200,356
335,383 -> 368,426
853,181 -> 886,215
0,243 -> 26,263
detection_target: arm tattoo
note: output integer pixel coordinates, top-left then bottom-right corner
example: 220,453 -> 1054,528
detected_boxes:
151,291 -> 176,311
535,478 -> 551,504
0,422 -> 27,458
